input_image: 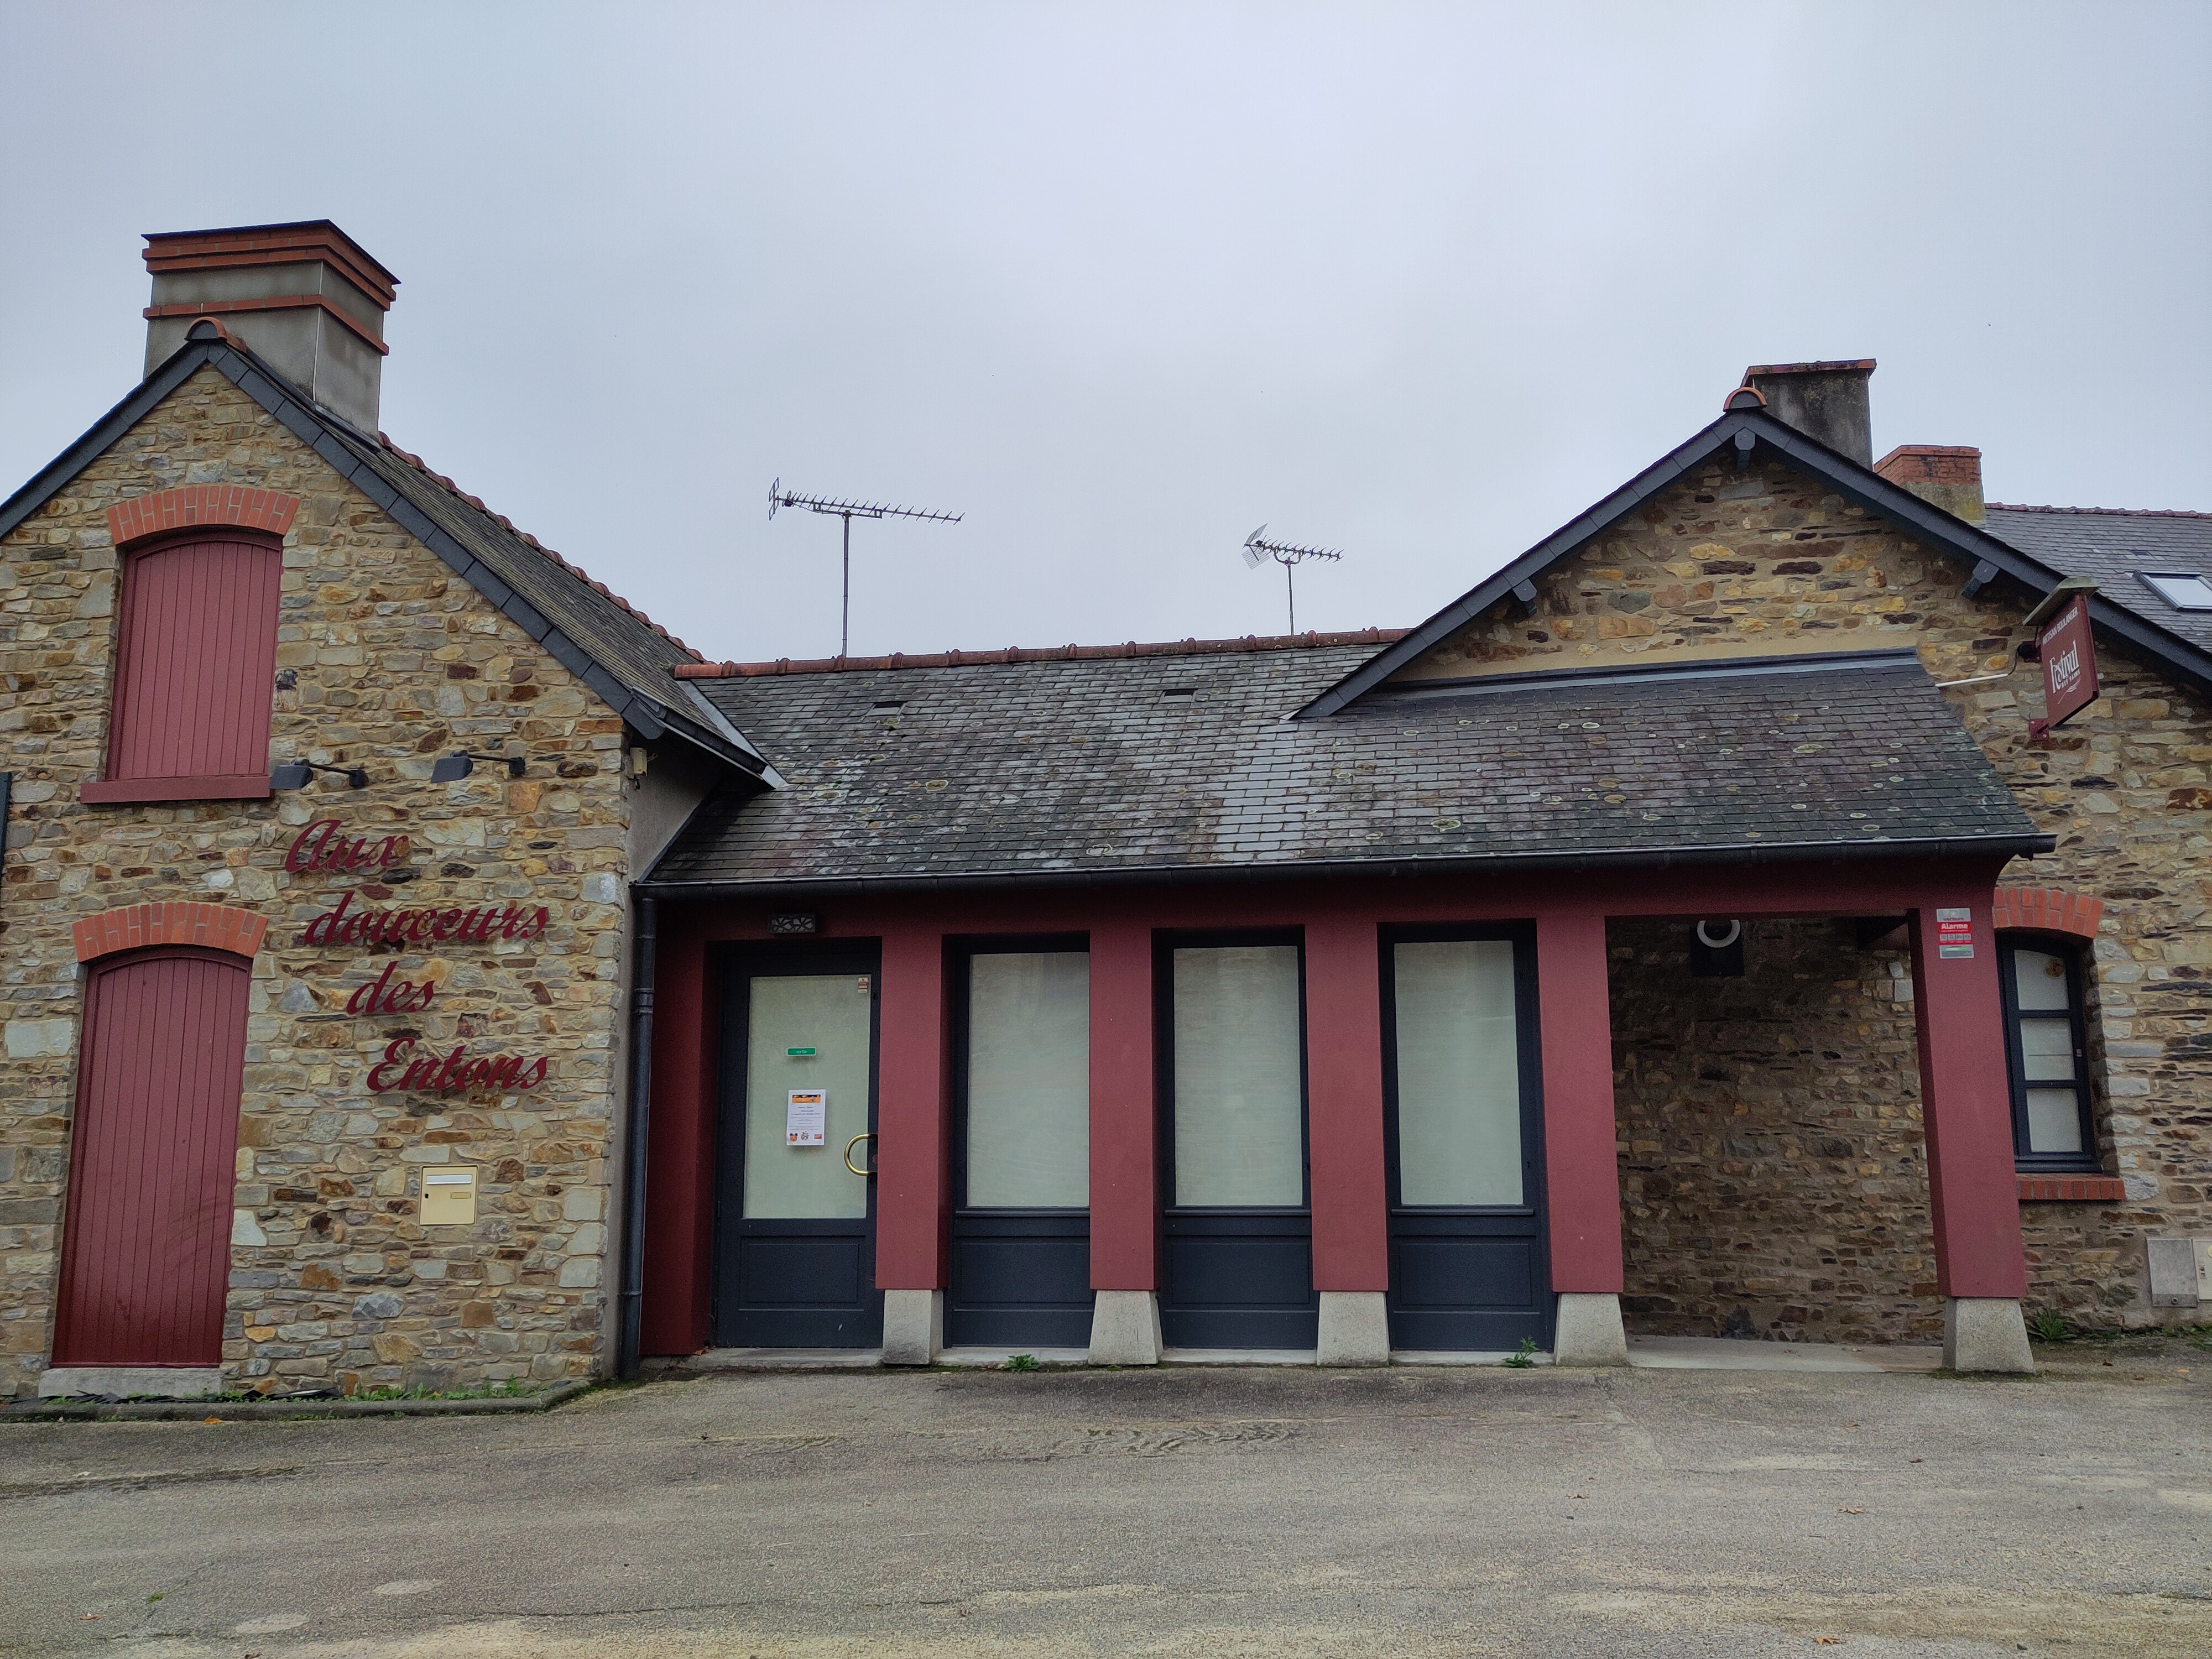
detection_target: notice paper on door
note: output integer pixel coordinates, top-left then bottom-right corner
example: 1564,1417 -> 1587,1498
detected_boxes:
786,1089 -> 827,1146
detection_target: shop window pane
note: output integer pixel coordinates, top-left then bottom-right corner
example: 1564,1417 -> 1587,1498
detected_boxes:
2012,948 -> 2072,1013
1173,946 -> 1303,1207
2018,1019 -> 2077,1083
1392,940 -> 1524,1207
2025,1087 -> 2086,1155
743,975 -> 873,1220
966,952 -> 1090,1208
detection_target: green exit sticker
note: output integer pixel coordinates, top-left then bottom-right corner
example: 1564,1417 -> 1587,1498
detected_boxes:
786,1046 -> 817,1058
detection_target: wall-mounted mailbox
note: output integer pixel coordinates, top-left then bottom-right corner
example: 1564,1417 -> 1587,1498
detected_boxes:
421,1165 -> 478,1225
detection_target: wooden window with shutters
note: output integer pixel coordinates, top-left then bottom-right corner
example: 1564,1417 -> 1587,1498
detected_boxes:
81,533 -> 283,802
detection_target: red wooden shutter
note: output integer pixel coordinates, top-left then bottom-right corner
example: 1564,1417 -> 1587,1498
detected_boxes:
53,949 -> 250,1367
84,535 -> 282,803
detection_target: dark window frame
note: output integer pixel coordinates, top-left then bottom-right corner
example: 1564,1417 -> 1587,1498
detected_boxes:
1378,922 -> 1547,1216
1995,931 -> 2101,1173
949,932 -> 1091,1215
1154,927 -> 1312,1217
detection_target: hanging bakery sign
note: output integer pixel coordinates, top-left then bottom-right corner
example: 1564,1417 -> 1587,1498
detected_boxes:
2021,580 -> 2100,740
285,817 -> 554,1093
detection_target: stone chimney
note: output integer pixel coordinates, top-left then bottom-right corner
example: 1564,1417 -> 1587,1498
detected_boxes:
1739,359 -> 1876,466
1875,444 -> 1985,524
143,221 -> 398,432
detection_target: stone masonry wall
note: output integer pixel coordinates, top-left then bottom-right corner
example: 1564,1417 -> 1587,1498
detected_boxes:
1406,453 -> 2210,1329
1610,919 -> 1939,1344
0,365 -> 637,1398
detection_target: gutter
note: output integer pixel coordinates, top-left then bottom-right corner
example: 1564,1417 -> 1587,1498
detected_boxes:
615,891 -> 658,1382
635,831 -> 2054,902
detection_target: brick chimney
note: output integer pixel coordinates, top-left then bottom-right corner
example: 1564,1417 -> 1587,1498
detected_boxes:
1739,359 -> 1876,466
1875,444 -> 1985,524
143,221 -> 398,432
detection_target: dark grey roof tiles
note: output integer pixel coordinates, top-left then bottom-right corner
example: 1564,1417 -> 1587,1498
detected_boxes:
650,646 -> 2043,889
1984,507 -> 2212,654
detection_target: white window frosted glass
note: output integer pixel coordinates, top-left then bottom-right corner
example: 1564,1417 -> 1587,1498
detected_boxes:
2012,949 -> 2072,1012
2025,1088 -> 2085,1154
2142,572 -> 2212,611
966,952 -> 1090,1208
743,974 -> 873,1219
1392,940 -> 1525,1207
2018,1019 -> 2076,1082
1172,946 -> 1303,1207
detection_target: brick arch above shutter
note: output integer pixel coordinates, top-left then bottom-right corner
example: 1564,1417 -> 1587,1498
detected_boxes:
106,486 -> 299,548
72,902 -> 268,963
1991,887 -> 2104,941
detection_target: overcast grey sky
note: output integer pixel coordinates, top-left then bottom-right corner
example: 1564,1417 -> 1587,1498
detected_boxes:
3,2 -> 2206,664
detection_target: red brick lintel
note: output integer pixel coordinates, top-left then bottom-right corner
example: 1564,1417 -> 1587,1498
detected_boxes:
675,628 -> 1410,679
2018,1175 -> 2126,1203
1992,886 -> 2103,941
73,902 -> 268,964
107,486 -> 300,549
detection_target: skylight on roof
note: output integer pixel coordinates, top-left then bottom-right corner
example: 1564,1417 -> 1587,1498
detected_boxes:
2136,572 -> 2212,612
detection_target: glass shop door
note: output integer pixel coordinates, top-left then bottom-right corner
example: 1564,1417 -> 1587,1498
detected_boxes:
1158,937 -> 1318,1350
1383,930 -> 1550,1353
713,943 -> 883,1348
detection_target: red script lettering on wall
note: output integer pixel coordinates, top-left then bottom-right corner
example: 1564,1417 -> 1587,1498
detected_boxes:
300,890 -> 550,950
345,959 -> 438,1016
367,1037 -> 550,1094
285,819 -> 411,874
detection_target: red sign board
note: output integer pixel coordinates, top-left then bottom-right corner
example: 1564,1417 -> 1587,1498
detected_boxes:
2029,594 -> 2098,738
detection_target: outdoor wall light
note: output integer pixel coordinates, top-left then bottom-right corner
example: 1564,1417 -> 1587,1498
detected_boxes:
270,760 -> 369,791
431,750 -> 528,783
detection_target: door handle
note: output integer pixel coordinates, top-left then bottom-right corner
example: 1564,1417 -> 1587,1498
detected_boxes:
844,1133 -> 878,1178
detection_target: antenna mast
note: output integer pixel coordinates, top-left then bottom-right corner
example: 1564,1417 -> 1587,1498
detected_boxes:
770,479 -> 963,658
1241,525 -> 1344,634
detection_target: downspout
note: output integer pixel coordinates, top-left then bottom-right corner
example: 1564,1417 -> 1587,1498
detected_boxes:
617,891 -> 657,1381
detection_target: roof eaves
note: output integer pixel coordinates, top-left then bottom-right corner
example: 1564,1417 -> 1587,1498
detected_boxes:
636,829 -> 2054,900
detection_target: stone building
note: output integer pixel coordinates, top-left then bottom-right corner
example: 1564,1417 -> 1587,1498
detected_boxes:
1,225 -> 766,1400
2,228 -> 2205,1401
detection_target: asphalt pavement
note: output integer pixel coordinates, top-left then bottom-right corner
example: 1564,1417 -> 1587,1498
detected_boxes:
3,1345 -> 2209,1657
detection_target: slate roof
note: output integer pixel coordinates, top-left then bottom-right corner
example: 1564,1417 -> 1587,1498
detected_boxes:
648,644 -> 2047,892
1984,506 -> 2212,655
0,327 -> 768,777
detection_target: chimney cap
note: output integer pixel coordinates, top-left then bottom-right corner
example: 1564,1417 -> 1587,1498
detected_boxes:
143,220 -> 398,310
1743,358 -> 1876,380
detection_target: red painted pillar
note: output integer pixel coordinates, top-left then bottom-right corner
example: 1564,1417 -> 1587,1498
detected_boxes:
875,926 -> 950,1291
1304,915 -> 1389,1291
640,915 -> 713,1355
1088,919 -> 1156,1290
1536,914 -> 1624,1293
1908,891 -> 2027,1297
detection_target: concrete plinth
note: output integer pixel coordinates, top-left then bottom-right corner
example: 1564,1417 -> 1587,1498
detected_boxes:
1317,1291 -> 1390,1366
1087,1290 -> 1162,1365
1943,1297 -> 2034,1374
1551,1292 -> 1629,1366
39,1366 -> 224,1400
881,1289 -> 943,1366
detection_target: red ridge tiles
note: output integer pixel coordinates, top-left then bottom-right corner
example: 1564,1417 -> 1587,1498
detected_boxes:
72,902 -> 269,964
2018,1175 -> 2126,1203
1992,886 -> 2103,940
674,628 -> 1411,679
107,487 -> 299,547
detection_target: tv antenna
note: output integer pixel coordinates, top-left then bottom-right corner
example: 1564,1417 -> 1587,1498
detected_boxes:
770,479 -> 963,658
1241,525 -> 1343,635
